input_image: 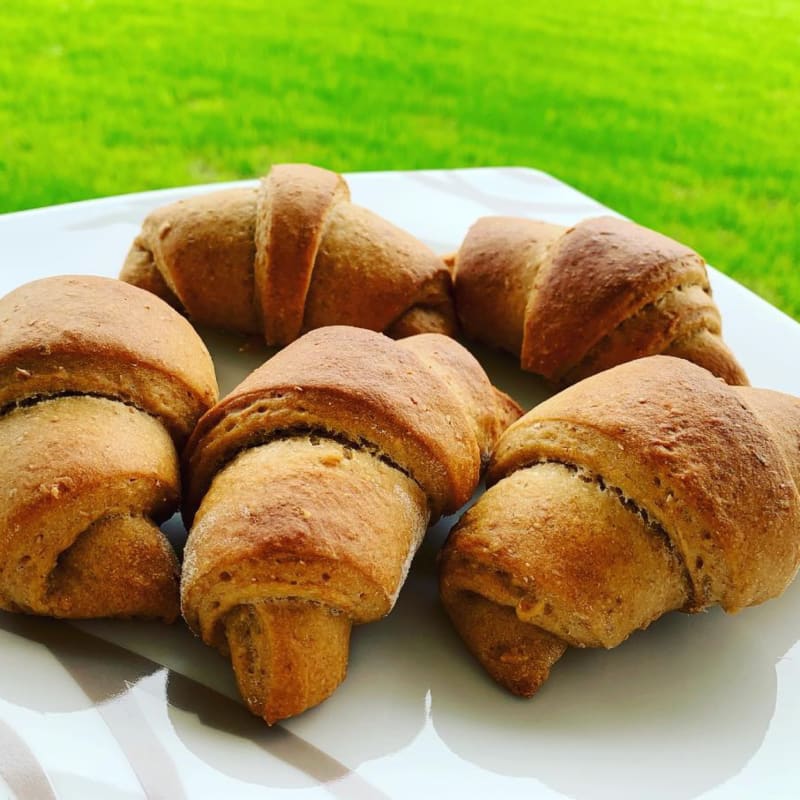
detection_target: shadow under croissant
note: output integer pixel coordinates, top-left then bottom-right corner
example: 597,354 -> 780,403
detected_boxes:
165,672 -> 389,798
0,612 -> 188,798
463,341 -> 551,412
194,325 -> 280,396
76,615 -> 400,794
165,581 -> 431,787
0,612 -> 161,710
0,612 -> 394,797
164,489 -> 443,782
424,517 -> 800,800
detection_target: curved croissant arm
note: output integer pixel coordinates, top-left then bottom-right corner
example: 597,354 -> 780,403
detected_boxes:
0,276 -> 218,621
181,326 -> 521,723
453,215 -> 747,386
121,163 -> 456,345
0,275 -> 218,444
439,356 -> 800,696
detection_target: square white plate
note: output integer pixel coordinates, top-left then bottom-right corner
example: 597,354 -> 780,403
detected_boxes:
1,168 -> 799,800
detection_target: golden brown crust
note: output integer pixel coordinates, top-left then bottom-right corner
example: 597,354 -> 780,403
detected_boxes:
440,356 -> 800,696
0,397 -> 179,620
523,216 -> 705,376
226,599 -> 351,724
119,242 -> 182,309
122,163 -> 456,344
182,325 -> 521,723
0,276 -> 218,622
385,301 -> 458,338
124,188 -> 261,336
184,326 -> 520,523
453,215 -> 746,385
303,203 -> 455,336
183,435 -> 430,723
439,588 -> 567,698
0,275 -> 218,443
255,164 -> 350,345
182,437 -> 429,638
664,327 -> 748,386
396,333 -> 521,467
454,216 -> 561,355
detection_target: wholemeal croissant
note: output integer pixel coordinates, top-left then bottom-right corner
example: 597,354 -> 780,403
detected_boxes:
439,356 -> 800,697
0,276 -> 218,621
121,163 -> 456,344
181,325 -> 521,723
452,215 -> 747,385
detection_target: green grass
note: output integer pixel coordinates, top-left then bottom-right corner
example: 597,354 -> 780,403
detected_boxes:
1,0 -> 798,317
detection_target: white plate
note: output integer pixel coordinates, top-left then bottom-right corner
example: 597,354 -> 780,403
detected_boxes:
0,168 -> 799,800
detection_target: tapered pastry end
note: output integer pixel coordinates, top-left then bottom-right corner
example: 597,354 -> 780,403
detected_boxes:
441,588 -> 567,697
493,387 -> 525,433
47,515 -> 180,622
120,241 -> 182,310
225,600 -> 352,725
385,303 -> 458,338
665,328 -> 749,386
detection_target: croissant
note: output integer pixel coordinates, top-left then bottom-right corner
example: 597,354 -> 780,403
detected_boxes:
0,276 -> 218,621
439,355 -> 800,697
452,215 -> 747,386
181,325 -> 521,723
121,163 -> 456,344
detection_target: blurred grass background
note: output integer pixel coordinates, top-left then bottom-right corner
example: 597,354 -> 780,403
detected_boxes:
1,0 -> 798,317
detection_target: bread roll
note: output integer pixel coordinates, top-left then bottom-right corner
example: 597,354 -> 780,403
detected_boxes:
181,326 -> 520,722
440,356 -> 800,695
0,276 -> 218,620
453,215 -> 747,385
122,163 -> 456,344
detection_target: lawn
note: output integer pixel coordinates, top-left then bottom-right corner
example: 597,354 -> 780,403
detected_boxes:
1,0 -> 798,318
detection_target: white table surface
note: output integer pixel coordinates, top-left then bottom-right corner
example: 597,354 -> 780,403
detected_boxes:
1,167 -> 799,800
